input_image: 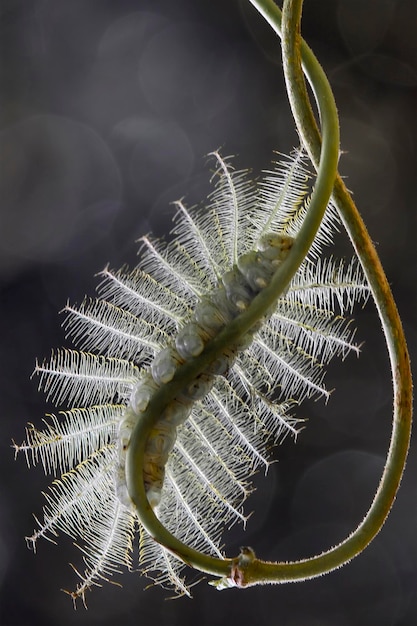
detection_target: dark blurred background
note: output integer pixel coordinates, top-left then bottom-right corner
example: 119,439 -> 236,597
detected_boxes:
1,1 -> 416,624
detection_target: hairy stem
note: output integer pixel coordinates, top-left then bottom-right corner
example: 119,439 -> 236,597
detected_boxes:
126,0 -> 340,579
234,0 -> 413,586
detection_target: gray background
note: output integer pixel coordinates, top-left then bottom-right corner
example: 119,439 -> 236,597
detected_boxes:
1,0 -> 416,624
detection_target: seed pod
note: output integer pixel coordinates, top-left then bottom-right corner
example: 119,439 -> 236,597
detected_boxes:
175,322 -> 206,359
130,375 -> 158,413
151,347 -> 181,385
160,399 -> 192,427
238,251 -> 274,290
180,373 -> 213,402
222,268 -> 255,312
257,233 -> 294,260
194,296 -> 226,333
146,419 -> 177,460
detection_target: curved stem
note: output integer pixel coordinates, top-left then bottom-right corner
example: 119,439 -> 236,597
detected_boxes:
126,0 -> 340,579
236,0 -> 413,586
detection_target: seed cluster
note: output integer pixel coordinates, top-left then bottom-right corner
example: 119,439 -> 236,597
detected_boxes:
116,233 -> 294,508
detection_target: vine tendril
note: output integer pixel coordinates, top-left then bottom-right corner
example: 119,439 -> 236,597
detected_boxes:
126,0 -> 412,588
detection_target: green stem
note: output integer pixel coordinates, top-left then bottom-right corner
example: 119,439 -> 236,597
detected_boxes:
126,0 -> 340,580
236,0 -> 413,586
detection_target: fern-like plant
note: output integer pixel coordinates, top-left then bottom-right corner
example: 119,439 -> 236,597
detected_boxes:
14,0 -> 412,608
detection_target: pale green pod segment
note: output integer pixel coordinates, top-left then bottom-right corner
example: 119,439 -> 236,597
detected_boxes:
194,297 -> 227,333
222,269 -> 255,312
115,407 -> 141,509
160,399 -> 193,427
257,233 -> 294,259
179,373 -> 213,402
115,464 -> 135,510
209,289 -> 236,325
151,347 -> 181,385
207,352 -> 233,376
130,375 -> 159,413
146,420 -> 178,460
142,455 -> 164,508
175,322 -> 206,359
145,485 -> 163,510
117,409 -> 138,458
237,252 -> 272,290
